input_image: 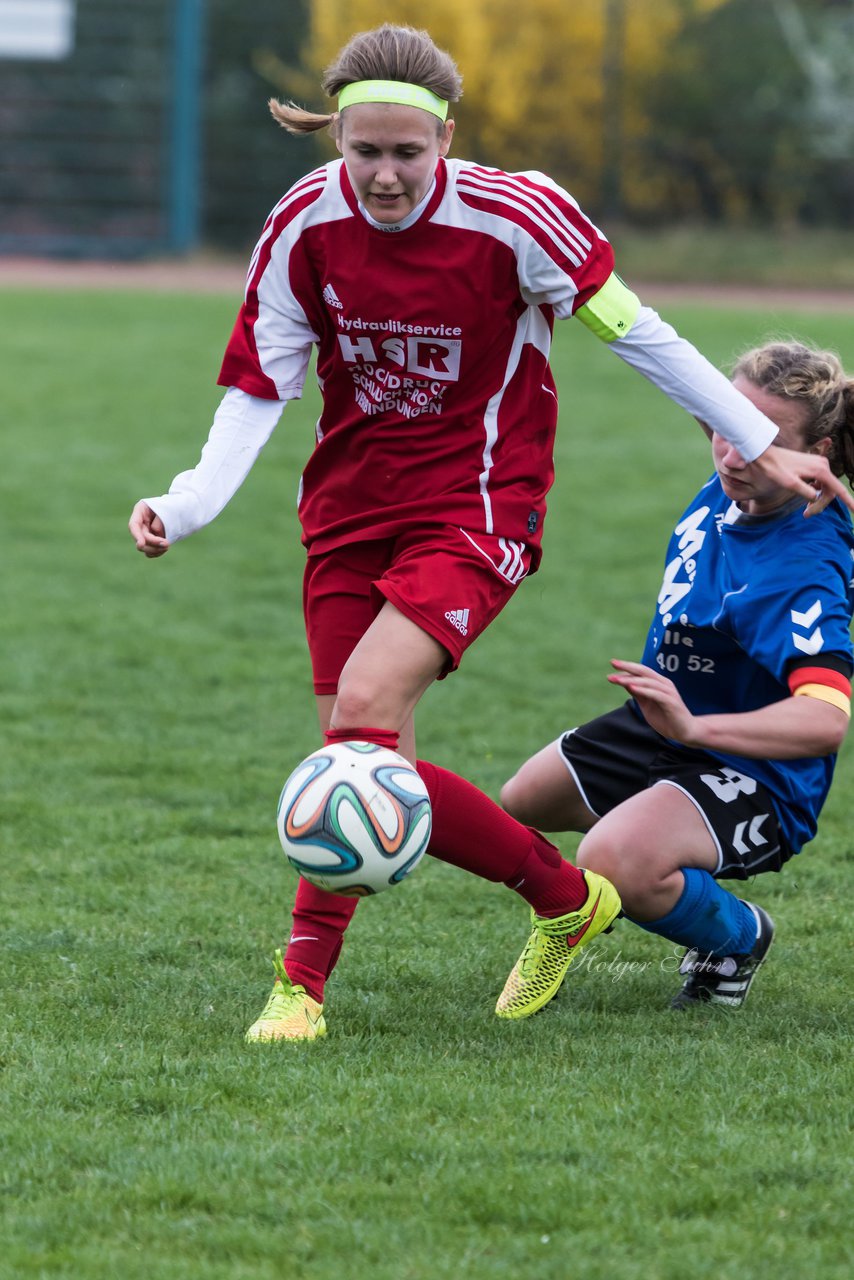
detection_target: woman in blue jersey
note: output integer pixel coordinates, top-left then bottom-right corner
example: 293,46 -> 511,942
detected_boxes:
497,340 -> 854,1015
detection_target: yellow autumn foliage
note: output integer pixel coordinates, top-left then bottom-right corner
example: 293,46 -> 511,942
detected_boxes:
282,0 -> 728,208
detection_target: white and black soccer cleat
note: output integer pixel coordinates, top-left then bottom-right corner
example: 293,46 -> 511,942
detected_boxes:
670,904 -> 775,1010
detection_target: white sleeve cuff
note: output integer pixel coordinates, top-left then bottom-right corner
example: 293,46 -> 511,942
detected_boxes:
146,387 -> 285,543
610,306 -> 778,461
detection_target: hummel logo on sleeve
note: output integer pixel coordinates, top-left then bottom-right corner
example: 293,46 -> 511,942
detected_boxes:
791,598 -> 824,655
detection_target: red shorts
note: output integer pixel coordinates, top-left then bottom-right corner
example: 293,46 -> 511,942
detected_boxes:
303,527 -> 533,695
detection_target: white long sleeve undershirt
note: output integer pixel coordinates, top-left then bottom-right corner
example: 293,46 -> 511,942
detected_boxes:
145,387 -> 285,544
609,306 -> 778,461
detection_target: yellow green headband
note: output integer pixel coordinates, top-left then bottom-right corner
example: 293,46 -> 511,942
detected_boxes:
338,79 -> 449,122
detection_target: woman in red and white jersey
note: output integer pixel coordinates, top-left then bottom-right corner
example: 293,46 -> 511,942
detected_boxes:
129,24 -> 852,1043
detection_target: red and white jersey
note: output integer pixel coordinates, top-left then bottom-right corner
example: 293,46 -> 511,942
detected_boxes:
218,157 -> 615,560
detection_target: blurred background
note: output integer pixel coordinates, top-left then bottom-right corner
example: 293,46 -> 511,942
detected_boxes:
1,0 -> 853,282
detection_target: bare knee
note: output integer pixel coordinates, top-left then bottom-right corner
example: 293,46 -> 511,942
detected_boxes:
575,829 -> 621,882
332,684 -> 378,730
333,670 -> 397,730
500,772 -> 537,825
577,828 -> 680,919
500,749 -> 596,833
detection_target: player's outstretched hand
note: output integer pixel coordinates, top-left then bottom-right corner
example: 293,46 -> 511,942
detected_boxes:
607,659 -> 698,745
129,501 -> 170,558
756,444 -> 854,517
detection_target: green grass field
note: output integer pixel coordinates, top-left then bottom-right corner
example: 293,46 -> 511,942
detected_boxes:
2,286 -> 853,1279
612,224 -> 854,290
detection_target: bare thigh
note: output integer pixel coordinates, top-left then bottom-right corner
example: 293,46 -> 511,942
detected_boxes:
501,738 -> 598,832
326,601 -> 445,761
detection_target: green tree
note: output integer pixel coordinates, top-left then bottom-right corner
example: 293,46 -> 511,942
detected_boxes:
775,0 -> 854,162
250,1 -> 853,228
258,0 -> 726,212
636,0 -> 854,227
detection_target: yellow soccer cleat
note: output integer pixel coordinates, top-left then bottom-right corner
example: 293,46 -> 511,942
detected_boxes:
496,871 -> 621,1020
245,949 -> 327,1043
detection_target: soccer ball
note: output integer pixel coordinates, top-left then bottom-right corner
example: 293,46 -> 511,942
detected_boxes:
276,742 -> 432,896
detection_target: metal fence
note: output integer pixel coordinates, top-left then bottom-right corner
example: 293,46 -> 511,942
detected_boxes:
0,0 -> 317,258
0,0 -> 204,257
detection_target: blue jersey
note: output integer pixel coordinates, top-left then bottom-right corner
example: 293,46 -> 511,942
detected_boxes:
640,475 -> 854,853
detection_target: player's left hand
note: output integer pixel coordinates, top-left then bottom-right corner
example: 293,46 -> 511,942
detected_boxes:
755,444 -> 853,517
607,659 -> 699,744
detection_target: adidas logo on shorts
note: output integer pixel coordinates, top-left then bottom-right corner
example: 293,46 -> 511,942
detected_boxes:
445,608 -> 470,636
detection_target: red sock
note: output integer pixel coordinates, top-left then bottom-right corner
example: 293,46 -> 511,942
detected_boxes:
416,759 -> 587,916
325,726 -> 401,752
284,727 -> 400,1000
284,877 -> 358,1002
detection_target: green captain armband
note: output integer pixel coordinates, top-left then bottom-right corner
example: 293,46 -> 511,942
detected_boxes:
576,273 -> 641,342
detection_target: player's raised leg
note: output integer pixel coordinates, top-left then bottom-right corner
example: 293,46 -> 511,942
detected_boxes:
494,870 -> 622,1019
496,736 -> 619,1019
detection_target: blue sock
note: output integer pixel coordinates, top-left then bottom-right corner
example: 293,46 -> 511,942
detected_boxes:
630,868 -> 757,956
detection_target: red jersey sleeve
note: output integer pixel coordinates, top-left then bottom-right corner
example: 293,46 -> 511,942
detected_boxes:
217,171 -> 329,401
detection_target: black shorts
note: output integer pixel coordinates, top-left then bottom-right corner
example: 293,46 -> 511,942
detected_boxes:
559,702 -> 791,880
